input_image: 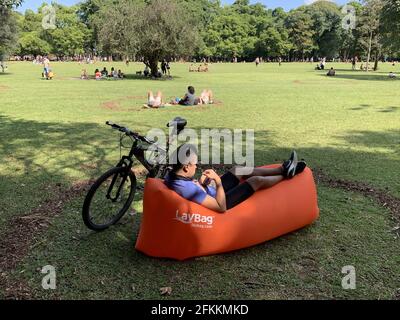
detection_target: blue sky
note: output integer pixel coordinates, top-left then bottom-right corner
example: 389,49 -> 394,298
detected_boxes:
19,0 -> 350,13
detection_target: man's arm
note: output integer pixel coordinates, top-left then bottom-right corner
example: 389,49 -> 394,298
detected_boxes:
201,170 -> 227,213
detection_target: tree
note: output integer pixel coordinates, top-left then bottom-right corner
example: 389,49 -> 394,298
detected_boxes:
305,1 -> 342,59
0,0 -> 23,59
18,31 -> 51,56
359,0 -> 384,71
0,0 -> 23,9
285,9 -> 315,60
44,5 -> 91,57
96,0 -> 199,76
77,0 -> 111,54
339,1 -> 364,61
381,0 -> 400,54
202,10 -> 256,60
255,26 -> 291,58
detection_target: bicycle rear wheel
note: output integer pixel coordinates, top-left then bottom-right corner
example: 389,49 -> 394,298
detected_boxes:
82,167 -> 137,231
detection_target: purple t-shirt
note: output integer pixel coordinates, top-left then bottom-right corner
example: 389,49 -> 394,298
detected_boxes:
164,174 -> 216,205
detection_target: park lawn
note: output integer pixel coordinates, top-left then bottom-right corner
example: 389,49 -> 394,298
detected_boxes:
0,61 -> 399,299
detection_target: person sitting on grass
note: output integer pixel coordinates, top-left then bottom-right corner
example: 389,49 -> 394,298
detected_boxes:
327,67 -> 336,77
118,70 -> 124,79
95,69 -> 102,80
198,63 -> 209,72
81,69 -> 88,80
101,67 -> 108,78
171,86 -> 197,106
189,64 -> 196,72
109,67 -> 114,78
164,145 -> 306,213
111,68 -> 119,79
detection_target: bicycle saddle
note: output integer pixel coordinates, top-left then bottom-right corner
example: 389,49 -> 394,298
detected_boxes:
167,117 -> 187,133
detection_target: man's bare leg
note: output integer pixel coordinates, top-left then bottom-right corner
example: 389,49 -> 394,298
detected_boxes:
208,90 -> 214,102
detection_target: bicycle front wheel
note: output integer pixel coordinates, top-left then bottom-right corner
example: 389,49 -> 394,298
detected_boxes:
82,167 -> 137,231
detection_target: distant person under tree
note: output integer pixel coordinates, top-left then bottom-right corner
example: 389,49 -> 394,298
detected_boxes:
327,67 -> 336,77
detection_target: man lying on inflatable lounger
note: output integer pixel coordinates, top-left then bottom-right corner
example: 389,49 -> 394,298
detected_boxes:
164,144 -> 306,213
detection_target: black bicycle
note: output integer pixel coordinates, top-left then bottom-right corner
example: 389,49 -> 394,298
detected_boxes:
82,117 -> 187,231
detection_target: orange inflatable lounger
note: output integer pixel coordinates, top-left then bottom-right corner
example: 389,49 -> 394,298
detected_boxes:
135,165 -> 320,260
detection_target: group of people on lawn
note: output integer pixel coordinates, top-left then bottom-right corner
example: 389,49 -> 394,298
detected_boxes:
189,63 -> 209,72
147,86 -> 214,108
90,67 -> 124,80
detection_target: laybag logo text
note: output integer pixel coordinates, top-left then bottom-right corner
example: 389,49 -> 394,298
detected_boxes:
174,210 -> 214,228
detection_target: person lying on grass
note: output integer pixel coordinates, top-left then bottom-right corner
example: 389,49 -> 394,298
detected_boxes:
198,89 -> 214,105
145,89 -> 214,108
146,91 -> 164,108
164,145 -> 307,213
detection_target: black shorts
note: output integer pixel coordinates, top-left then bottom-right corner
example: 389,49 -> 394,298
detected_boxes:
220,171 -> 254,210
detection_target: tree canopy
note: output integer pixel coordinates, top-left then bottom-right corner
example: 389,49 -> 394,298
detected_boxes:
3,0 -> 400,64
0,0 -> 23,59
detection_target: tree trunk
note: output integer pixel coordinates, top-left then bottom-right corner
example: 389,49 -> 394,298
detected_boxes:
149,58 -> 159,77
366,30 -> 373,72
373,50 -> 379,71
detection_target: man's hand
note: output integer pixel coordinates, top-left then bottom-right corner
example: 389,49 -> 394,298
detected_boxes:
199,174 -> 209,186
203,170 -> 222,186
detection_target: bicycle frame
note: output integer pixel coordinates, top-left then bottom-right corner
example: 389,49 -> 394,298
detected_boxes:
106,136 -> 170,202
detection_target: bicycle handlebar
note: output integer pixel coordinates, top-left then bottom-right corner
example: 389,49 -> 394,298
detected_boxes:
106,121 -> 154,144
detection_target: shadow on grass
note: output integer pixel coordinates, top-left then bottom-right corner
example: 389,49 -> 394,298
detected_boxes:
320,73 -> 398,81
32,131 -> 399,299
124,74 -> 181,81
335,129 -> 400,154
0,114 -> 133,235
348,104 -> 371,111
0,114 -> 116,180
348,105 -> 399,113
2,119 -> 400,299
378,106 -> 399,113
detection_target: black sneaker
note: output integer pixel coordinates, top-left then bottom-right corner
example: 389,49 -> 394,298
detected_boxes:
294,161 -> 307,176
283,151 -> 298,179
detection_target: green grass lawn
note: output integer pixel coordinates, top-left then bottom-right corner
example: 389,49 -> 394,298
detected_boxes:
0,61 -> 399,299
